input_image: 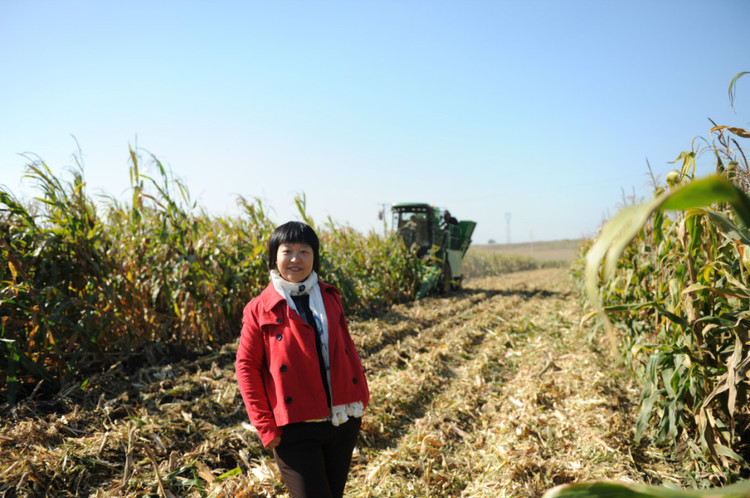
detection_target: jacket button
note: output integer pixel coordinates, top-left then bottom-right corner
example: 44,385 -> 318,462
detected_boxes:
352,377 -> 358,384
285,396 -> 292,404
276,334 -> 283,341
276,318 -> 282,324
280,365 -> 288,372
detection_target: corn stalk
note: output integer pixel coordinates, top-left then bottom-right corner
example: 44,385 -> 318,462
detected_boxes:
0,148 -> 423,405
584,116 -> 750,469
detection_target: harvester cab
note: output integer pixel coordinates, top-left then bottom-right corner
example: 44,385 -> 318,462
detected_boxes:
392,203 -> 476,297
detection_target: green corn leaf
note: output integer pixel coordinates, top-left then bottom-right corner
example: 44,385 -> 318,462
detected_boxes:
660,177 -> 750,224
672,150 -> 696,178
686,215 -> 703,254
602,301 -> 660,312
682,283 -> 750,300
635,371 -> 658,443
542,479 -> 750,498
703,210 -> 750,245
2,338 -> 59,405
586,176 -> 750,329
214,466 -> 242,482
728,71 -> 748,110
653,209 -> 665,245
585,194 -> 667,343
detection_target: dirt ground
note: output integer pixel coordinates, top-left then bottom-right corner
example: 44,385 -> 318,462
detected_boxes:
0,268 -> 684,497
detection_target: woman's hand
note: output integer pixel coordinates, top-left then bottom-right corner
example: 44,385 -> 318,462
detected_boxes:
265,436 -> 282,450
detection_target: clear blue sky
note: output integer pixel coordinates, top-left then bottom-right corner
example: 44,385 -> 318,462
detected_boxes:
2,1 -> 749,244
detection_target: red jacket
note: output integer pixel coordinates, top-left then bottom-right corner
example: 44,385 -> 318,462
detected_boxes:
235,281 -> 370,447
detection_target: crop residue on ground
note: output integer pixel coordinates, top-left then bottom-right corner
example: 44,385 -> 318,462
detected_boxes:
0,268 -> 682,497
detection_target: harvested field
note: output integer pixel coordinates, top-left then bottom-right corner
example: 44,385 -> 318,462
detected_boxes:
0,268 -> 682,497
471,240 -> 584,262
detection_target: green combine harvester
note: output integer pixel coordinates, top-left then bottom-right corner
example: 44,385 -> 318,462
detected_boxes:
392,202 -> 476,298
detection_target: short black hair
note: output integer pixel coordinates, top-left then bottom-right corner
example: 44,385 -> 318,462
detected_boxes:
267,221 -> 320,272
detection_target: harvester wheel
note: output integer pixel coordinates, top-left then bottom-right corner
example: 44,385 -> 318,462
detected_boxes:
452,275 -> 462,291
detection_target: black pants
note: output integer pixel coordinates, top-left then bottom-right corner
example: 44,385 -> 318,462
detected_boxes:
273,417 -> 362,498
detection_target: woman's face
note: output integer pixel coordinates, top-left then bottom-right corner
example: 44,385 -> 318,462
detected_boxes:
276,242 -> 314,283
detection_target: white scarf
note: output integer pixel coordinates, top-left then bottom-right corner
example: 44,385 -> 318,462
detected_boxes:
270,270 -> 364,425
270,269 -> 329,343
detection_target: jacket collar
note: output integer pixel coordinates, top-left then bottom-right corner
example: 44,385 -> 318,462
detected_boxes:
260,279 -> 339,313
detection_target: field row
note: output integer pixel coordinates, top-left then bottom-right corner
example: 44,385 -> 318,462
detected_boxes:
0,269 -> 681,496
346,268 -> 678,496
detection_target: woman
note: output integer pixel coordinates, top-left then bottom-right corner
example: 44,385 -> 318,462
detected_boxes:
235,221 -> 369,498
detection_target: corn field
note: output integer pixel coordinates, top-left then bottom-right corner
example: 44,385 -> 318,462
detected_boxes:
0,150 -> 421,407
3,73 -> 750,497
2,266 -> 680,497
581,72 -> 750,479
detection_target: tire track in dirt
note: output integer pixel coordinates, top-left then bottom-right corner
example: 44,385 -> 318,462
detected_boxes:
345,268 -> 661,497
0,268 -> 681,497
347,269 -> 572,493
354,290 -> 503,450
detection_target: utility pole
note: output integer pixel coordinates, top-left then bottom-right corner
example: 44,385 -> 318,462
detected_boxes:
530,231 -> 534,256
378,203 -> 389,235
